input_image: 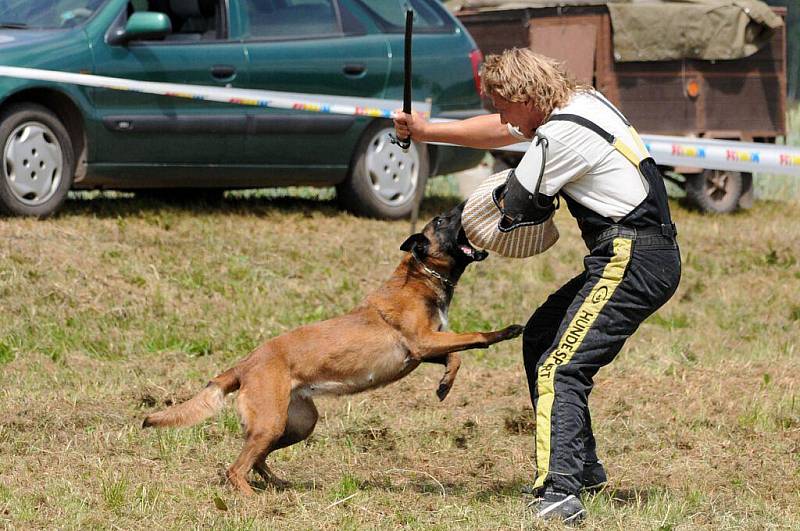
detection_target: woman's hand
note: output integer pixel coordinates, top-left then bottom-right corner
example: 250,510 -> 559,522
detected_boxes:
393,110 -> 429,143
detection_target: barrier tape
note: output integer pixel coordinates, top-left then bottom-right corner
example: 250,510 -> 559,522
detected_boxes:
2,66 -> 798,176
430,118 -> 800,177
642,135 -> 800,177
0,65 -> 431,119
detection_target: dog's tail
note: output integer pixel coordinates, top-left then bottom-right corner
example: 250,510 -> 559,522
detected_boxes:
142,367 -> 239,429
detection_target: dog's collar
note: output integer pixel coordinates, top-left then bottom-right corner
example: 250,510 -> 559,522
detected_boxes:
412,250 -> 455,290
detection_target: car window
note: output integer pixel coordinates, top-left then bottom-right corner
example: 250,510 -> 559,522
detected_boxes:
241,0 -> 341,39
0,0 -> 107,29
354,0 -> 453,33
128,0 -> 224,40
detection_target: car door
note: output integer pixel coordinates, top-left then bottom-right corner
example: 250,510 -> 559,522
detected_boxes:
231,0 -> 390,181
89,0 -> 248,170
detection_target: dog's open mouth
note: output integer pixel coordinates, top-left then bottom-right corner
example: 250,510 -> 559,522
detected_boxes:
457,228 -> 488,261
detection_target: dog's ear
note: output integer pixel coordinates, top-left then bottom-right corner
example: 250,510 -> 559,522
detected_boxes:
400,233 -> 429,256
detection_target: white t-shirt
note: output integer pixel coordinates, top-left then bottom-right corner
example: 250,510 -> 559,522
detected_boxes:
510,91 -> 649,221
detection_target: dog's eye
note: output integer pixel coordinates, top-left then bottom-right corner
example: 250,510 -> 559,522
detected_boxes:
435,218 -> 443,226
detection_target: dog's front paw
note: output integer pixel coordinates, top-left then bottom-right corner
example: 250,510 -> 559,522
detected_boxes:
500,324 -> 524,340
436,368 -> 457,401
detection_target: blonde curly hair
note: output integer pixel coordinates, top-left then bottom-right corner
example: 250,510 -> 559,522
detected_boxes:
480,48 -> 584,117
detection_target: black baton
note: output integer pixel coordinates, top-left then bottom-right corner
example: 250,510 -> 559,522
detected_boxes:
390,10 -> 413,151
399,9 -> 413,149
398,10 -> 422,231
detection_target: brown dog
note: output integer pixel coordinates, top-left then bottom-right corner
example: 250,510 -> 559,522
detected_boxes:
142,204 -> 523,494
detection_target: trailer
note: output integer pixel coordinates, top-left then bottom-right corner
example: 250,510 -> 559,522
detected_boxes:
450,0 -> 788,212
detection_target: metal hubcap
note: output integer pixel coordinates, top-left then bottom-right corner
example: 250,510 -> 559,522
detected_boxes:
4,121 -> 63,206
364,128 -> 419,206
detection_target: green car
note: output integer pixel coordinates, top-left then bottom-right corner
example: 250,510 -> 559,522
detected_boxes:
0,0 -> 485,218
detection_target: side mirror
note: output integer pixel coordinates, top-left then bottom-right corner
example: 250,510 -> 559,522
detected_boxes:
108,12 -> 171,45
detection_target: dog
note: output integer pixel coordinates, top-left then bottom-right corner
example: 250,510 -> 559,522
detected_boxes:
142,204 -> 523,495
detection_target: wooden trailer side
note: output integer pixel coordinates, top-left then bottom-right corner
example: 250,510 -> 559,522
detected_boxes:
456,5 -> 787,140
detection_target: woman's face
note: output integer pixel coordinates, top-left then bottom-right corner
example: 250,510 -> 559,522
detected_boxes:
490,92 -> 545,137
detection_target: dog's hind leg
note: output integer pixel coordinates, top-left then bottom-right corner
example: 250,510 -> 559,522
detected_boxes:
226,364 -> 291,495
253,393 -> 318,488
252,462 -> 289,489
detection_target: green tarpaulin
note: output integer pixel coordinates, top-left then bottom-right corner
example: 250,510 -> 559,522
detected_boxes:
608,0 -> 783,61
447,0 -> 784,62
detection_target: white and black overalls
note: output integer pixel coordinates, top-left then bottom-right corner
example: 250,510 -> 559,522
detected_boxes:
516,93 -> 682,495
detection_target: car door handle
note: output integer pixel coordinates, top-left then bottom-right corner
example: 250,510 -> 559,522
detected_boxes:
211,65 -> 236,81
342,63 -> 366,77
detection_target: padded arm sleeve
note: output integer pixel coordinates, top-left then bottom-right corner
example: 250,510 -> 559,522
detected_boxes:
500,170 -> 557,227
498,135 -> 558,229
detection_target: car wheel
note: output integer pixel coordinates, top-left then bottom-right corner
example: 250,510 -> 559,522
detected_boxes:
685,169 -> 743,214
0,103 -> 74,217
337,122 -> 429,219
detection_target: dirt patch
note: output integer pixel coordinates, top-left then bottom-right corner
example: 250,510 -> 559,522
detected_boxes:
503,408 -> 536,435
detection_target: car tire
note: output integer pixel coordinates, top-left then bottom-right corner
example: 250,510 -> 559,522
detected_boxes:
337,121 -> 429,220
685,169 -> 743,214
0,103 -> 74,217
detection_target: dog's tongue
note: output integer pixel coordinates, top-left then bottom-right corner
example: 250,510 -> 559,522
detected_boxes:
459,244 -> 474,256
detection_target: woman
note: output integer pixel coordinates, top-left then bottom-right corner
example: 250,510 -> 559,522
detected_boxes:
394,48 -> 681,524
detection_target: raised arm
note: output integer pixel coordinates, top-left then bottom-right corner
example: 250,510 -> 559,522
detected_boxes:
393,111 -> 520,149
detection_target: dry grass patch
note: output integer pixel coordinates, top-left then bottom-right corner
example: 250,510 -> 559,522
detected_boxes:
1,184 -> 798,529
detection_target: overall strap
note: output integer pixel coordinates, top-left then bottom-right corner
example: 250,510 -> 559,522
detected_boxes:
588,92 -> 650,156
547,114 -> 643,169
549,102 -> 675,231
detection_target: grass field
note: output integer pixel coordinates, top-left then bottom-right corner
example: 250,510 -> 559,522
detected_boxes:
1,184 -> 798,530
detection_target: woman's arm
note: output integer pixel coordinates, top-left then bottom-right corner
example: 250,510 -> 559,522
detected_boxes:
393,112 -> 519,149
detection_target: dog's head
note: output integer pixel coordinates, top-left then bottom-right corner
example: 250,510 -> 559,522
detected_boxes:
400,203 -> 488,278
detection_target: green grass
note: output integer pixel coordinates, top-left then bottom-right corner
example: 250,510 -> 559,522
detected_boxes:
0,180 -> 798,529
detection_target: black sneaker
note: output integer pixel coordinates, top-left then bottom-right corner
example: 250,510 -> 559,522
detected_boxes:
528,488 -> 586,524
581,461 -> 607,494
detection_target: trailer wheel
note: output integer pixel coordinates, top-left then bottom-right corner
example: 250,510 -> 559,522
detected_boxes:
685,169 -> 744,214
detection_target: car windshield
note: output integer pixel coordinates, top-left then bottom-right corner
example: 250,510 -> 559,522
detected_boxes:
0,0 -> 107,29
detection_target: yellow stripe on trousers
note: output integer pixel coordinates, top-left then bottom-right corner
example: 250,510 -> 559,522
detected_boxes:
532,237 -> 633,490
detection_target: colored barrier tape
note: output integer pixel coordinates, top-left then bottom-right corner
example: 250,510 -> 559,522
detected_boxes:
0,66 -> 431,119
641,135 -> 800,177
430,119 -> 800,177
2,66 -> 798,176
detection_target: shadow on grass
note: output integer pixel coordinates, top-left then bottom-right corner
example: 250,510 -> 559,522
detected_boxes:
277,476 -> 530,499
58,190 -> 464,221
218,475 -> 671,505
249,478 -> 309,493
592,486 -> 668,507
474,480 -> 532,501
60,191 -> 339,219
